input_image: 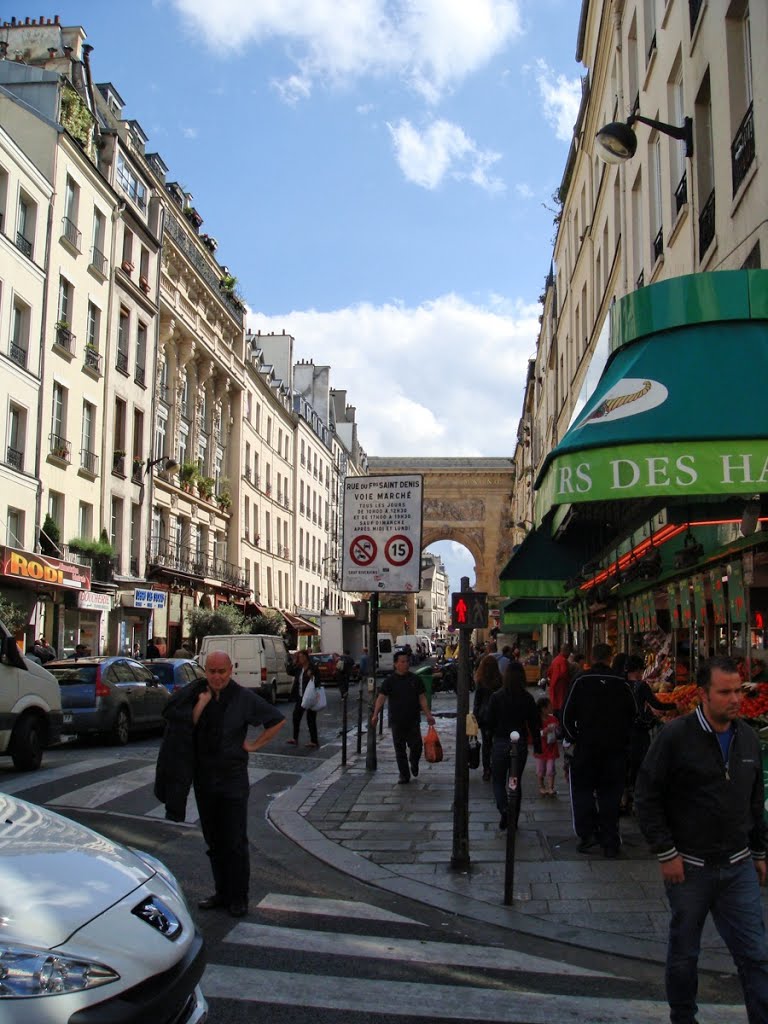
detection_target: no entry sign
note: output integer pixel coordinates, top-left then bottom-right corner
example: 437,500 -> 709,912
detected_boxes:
342,475 -> 423,593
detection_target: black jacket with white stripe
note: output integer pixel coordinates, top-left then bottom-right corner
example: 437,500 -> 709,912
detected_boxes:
634,706 -> 766,866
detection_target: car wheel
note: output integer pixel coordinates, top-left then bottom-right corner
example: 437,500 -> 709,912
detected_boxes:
271,682 -> 278,704
10,714 -> 44,771
110,707 -> 130,746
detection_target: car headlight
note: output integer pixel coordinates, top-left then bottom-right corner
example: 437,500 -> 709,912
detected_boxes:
131,848 -> 186,903
0,946 -> 119,997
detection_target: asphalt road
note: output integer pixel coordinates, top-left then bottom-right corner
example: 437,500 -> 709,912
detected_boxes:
0,686 -> 740,1023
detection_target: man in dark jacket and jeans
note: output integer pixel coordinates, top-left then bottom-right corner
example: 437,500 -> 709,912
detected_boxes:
635,656 -> 768,1024
371,651 -> 435,784
562,642 -> 637,858
156,650 -> 285,917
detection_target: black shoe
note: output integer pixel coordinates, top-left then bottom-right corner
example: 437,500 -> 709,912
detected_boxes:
397,776 -> 410,784
498,812 -> 508,831
410,763 -> 419,778
229,900 -> 248,918
602,846 -> 620,859
198,893 -> 226,910
576,835 -> 598,853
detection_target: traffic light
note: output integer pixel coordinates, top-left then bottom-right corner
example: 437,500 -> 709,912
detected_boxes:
451,592 -> 488,630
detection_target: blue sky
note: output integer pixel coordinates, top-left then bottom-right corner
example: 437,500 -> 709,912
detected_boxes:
47,0 -> 583,591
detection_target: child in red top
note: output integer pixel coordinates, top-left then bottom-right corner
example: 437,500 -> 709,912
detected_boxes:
535,695 -> 560,796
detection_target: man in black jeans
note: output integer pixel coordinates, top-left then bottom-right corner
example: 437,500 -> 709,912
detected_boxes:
562,642 -> 636,858
371,651 -> 435,783
186,651 -> 284,916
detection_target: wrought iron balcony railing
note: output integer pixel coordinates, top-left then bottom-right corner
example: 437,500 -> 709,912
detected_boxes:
731,102 -> 755,196
61,216 -> 82,252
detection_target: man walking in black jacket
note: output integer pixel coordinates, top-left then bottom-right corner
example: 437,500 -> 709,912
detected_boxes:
635,656 -> 768,1024
371,651 -> 435,783
562,642 -> 637,858
156,650 -> 285,917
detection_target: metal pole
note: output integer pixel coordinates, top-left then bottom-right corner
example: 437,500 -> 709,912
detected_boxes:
503,731 -> 521,905
341,689 -> 348,766
366,592 -> 378,771
356,675 -> 364,755
450,576 -> 471,871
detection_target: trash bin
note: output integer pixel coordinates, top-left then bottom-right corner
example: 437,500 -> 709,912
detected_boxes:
414,664 -> 433,708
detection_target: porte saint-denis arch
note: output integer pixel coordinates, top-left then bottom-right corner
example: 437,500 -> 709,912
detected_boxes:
366,457 -> 516,599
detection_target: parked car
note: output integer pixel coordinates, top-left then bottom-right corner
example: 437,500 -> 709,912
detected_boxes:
0,790 -> 207,1022
0,628 -> 62,771
141,657 -> 206,693
311,652 -> 341,683
45,657 -> 171,745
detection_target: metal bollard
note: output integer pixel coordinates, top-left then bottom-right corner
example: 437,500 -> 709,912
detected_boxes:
356,677 -> 364,755
341,690 -> 348,766
503,730 -> 520,906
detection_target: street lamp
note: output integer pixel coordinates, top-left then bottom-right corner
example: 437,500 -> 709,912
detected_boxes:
145,455 -> 179,476
595,113 -> 693,164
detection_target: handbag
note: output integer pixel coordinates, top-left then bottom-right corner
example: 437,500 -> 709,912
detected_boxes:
301,678 -> 317,709
467,735 -> 481,769
424,724 -> 443,763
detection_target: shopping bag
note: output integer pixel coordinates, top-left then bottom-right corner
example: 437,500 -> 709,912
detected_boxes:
313,686 -> 327,711
301,679 -> 317,709
424,724 -> 443,763
465,712 -> 479,737
467,735 -> 481,769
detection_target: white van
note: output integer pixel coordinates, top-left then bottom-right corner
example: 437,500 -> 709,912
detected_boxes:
0,628 -> 62,771
198,634 -> 293,703
376,633 -> 394,674
396,634 -> 432,659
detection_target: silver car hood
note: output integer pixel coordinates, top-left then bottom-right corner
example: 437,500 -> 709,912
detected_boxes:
0,793 -> 153,948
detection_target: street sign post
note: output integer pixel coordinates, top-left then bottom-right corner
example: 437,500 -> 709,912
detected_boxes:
341,475 -> 424,593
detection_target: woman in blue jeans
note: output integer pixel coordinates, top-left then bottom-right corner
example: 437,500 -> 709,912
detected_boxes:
485,661 -> 541,830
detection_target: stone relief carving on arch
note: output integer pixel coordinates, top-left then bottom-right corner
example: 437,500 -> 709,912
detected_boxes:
423,498 -> 485,522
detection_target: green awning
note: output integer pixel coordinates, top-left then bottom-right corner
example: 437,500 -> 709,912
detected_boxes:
499,526 -> 587,598
501,598 -> 565,628
535,270 -> 768,520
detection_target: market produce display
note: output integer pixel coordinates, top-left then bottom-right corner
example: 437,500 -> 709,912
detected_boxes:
655,681 -> 768,728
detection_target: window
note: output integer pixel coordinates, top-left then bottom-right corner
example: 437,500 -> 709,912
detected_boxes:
130,503 -> 141,574
650,136 -> 663,263
121,227 -> 134,269
81,401 -> 96,473
62,176 -> 80,250
135,321 -> 147,385
91,207 -> 106,273
10,299 -> 30,367
246,392 -> 252,422
178,421 -> 188,467
667,59 -> 686,210
631,170 -> 644,286
139,246 -> 149,288
266,416 -> 272,447
86,301 -> 100,350
643,0 -> 657,64
132,409 -> 144,471
116,153 -> 147,211
181,374 -> 190,419
245,442 -> 251,479
6,507 -> 24,547
47,491 -> 64,534
16,192 -> 35,259
57,276 -> 72,327
110,497 -> 124,571
255,403 -> 261,434
7,404 -> 26,471
117,308 -> 129,373
114,397 -> 127,454
244,495 -> 250,539
78,501 -> 92,538
154,408 -> 168,462
51,382 -> 67,444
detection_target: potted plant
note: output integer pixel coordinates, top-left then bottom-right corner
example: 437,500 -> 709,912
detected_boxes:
132,456 -> 144,478
216,489 -> 232,511
220,273 -> 237,295
139,275 -> 150,293
197,476 -> 215,500
121,258 -> 134,274
200,233 -> 218,253
113,449 -> 126,473
40,513 -> 61,556
178,461 -> 198,492
183,205 -> 203,230
55,318 -> 71,332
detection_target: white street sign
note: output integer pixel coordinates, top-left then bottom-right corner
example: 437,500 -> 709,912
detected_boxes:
342,475 -> 423,593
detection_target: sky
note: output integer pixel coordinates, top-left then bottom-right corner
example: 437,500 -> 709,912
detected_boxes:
43,0 -> 583,591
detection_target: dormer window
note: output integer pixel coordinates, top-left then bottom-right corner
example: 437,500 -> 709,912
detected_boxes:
116,153 -> 147,212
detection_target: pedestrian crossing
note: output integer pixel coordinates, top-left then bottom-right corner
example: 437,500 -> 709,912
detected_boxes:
202,894 -> 747,1023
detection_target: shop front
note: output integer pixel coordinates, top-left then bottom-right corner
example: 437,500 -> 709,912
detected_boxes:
529,270 -> 768,681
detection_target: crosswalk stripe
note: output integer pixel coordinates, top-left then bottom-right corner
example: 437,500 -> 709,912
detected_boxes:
226,922 -> 619,978
203,964 -> 734,1022
257,894 -> 424,925
0,757 -> 117,794
48,764 -> 157,808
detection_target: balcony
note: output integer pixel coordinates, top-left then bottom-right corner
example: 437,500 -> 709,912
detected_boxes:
49,433 -> 72,463
282,495 -> 291,509
116,349 -> 129,375
89,245 -> 107,276
698,188 -> 716,261
135,364 -> 146,387
9,342 -> 27,368
6,445 -> 23,471
635,270 -> 645,290
131,459 -> 144,483
731,102 -> 755,196
244,466 -> 251,481
147,537 -> 248,589
112,451 -> 126,476
80,448 -> 99,476
652,227 -> 664,263
674,171 -> 688,215
689,0 -> 703,34
15,232 -> 32,259
54,324 -> 76,357
61,216 -> 81,252
83,345 -> 102,375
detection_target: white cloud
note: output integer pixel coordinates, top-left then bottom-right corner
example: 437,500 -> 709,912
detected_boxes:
529,58 -> 581,142
171,0 -> 523,102
388,118 -> 503,192
247,293 -> 538,457
270,74 -> 312,105
515,182 -> 534,199
181,125 -> 198,139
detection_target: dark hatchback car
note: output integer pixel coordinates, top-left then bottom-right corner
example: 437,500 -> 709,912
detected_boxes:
141,657 -> 206,693
46,657 -> 171,745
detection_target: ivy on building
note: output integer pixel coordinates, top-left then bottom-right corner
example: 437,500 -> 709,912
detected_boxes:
60,84 -> 96,163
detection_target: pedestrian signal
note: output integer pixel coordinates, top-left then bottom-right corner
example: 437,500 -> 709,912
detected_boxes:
451,592 -> 488,630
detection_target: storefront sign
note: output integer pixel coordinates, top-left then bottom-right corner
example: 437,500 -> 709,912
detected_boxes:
78,591 -> 112,611
0,546 -> 91,590
537,439 -> 768,514
134,589 -> 167,609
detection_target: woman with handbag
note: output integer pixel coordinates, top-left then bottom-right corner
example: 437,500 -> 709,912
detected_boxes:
472,654 -> 502,781
485,661 -> 541,830
287,650 -> 319,748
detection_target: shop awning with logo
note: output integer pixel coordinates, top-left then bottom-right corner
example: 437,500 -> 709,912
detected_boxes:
499,527 -> 588,599
501,598 -> 565,628
535,271 -> 768,521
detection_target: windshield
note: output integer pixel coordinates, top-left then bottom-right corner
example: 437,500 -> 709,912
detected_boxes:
48,666 -> 97,684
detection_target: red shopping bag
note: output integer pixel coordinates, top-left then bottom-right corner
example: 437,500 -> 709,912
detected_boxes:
424,724 -> 443,763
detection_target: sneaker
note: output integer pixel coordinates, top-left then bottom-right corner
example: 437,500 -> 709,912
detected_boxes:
602,846 -> 620,859
410,763 -> 419,778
